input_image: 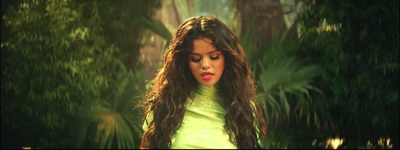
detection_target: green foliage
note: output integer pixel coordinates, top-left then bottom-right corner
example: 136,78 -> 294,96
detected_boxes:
250,26 -> 321,123
241,0 -> 399,149
2,1 -> 108,147
296,0 -> 399,148
2,0 -> 398,149
242,28 -> 326,148
258,56 -> 321,122
92,0 -> 170,69
1,0 -> 168,148
77,66 -> 146,149
238,10 -> 310,145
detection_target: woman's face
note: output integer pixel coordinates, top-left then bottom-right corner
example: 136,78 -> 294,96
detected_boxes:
188,38 -> 225,87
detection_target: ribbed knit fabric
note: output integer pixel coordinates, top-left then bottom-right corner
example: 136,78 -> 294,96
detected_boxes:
143,83 -> 237,149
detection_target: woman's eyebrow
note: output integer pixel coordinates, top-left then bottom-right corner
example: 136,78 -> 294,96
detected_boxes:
189,50 -> 219,55
207,50 -> 219,54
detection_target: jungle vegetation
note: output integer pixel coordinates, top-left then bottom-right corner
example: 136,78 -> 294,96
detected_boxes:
1,0 -> 398,149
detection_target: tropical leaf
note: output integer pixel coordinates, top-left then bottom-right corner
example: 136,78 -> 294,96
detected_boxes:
137,14 -> 172,42
91,107 -> 135,149
76,65 -> 146,149
258,55 -> 320,124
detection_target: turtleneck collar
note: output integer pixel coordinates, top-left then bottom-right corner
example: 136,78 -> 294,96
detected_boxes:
195,81 -> 223,100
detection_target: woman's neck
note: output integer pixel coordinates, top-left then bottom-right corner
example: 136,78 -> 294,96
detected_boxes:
196,82 -> 222,98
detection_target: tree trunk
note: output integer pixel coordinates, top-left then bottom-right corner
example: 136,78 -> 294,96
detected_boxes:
236,0 -> 286,52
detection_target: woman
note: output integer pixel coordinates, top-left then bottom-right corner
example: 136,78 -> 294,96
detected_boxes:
141,16 -> 267,149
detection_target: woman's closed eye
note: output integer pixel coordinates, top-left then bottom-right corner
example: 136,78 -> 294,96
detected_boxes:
190,54 -> 220,62
191,57 -> 201,62
210,55 -> 220,60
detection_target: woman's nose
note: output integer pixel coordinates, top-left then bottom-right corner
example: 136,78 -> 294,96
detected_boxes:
201,57 -> 210,70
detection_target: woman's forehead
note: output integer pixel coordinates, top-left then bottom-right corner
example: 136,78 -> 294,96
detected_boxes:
190,38 -> 217,54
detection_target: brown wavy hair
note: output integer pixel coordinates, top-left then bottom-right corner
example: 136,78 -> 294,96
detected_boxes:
141,16 -> 267,149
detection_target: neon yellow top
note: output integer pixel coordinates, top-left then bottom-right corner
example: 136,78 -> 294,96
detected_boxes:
142,83 -> 237,149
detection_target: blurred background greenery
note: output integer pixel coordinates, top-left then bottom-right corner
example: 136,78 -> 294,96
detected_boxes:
1,0 -> 398,149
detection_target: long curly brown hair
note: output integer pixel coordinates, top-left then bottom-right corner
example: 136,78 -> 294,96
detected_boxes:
142,16 -> 267,149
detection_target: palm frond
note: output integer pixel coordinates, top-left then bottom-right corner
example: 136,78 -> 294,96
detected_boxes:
78,67 -> 145,149
377,62 -> 399,75
138,14 -> 172,43
258,56 -> 320,123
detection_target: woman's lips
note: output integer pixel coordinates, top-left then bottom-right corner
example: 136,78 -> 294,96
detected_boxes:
201,72 -> 214,80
